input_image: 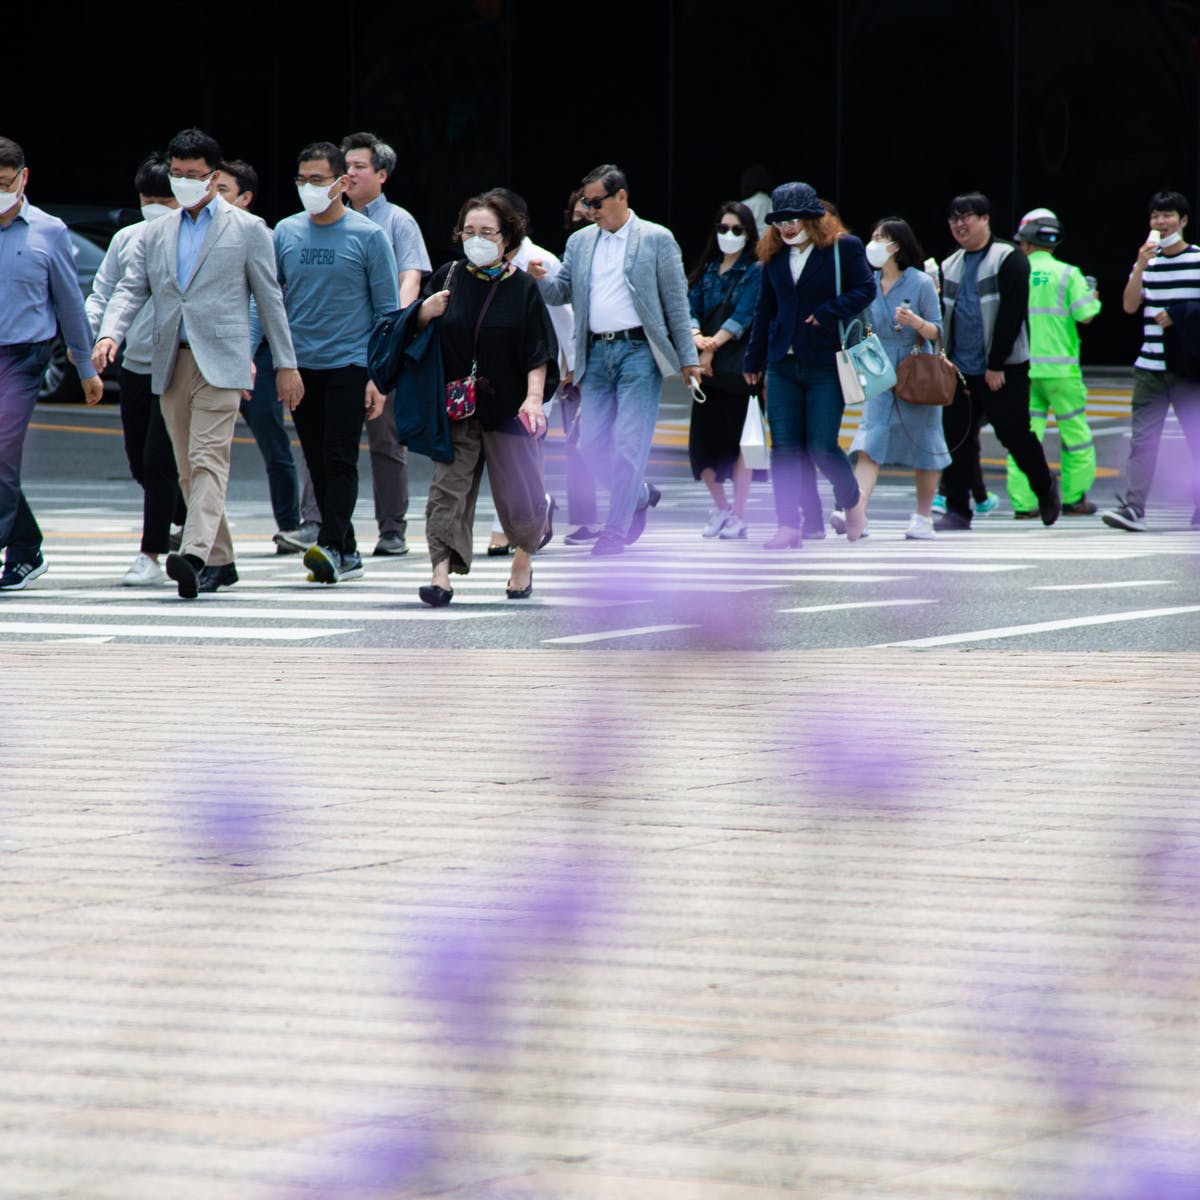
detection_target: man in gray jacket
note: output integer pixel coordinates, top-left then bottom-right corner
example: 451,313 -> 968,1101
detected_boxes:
532,164 -> 701,555
93,128 -> 302,598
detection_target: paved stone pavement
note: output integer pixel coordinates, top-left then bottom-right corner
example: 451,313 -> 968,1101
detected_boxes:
2,647 -> 1199,1198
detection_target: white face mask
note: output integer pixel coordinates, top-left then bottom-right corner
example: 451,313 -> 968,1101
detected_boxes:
782,227 -> 809,246
716,231 -> 746,255
141,203 -> 174,223
866,239 -> 895,269
0,170 -> 25,216
298,182 -> 339,216
1159,230 -> 1184,249
169,174 -> 212,208
463,235 -> 503,267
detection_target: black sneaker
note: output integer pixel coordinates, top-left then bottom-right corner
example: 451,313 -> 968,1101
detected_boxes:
933,512 -> 972,531
1101,498 -> 1146,532
590,531 -> 625,557
304,544 -> 342,583
563,525 -> 600,545
339,550 -> 365,581
0,553 -> 47,591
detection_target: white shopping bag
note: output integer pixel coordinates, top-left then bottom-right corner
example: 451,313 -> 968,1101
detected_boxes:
739,395 -> 770,471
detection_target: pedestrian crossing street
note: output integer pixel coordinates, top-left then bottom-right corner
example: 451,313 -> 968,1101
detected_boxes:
4,483 -> 1198,646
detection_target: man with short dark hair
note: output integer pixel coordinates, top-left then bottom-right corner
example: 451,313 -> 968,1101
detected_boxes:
266,141 -> 398,585
85,151 -> 183,587
213,157 -> 307,555
0,136 -> 105,591
936,190 -> 1060,530
93,127 -> 302,598
531,164 -> 702,555
341,130 -> 431,557
1103,190 -> 1200,531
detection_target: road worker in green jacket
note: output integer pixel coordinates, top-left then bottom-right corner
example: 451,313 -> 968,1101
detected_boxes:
1007,209 -> 1102,516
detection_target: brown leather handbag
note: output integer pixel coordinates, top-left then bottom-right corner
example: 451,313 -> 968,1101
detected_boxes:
893,335 -> 964,407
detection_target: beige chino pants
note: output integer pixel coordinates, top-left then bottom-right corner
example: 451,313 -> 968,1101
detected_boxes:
159,348 -> 239,566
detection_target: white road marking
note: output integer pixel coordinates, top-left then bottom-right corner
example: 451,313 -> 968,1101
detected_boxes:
779,599 -> 937,614
0,621 -> 361,641
542,624 -> 697,645
1030,580 -> 1171,591
0,602 -> 514,621
876,605 -> 1200,648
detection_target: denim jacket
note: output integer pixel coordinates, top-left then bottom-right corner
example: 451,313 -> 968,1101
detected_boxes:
688,256 -> 762,339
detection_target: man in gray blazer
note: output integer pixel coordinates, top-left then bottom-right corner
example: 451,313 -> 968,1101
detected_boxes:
93,128 -> 302,598
532,164 -> 701,555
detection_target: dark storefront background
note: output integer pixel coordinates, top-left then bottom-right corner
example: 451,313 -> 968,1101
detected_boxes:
13,0 -> 1200,364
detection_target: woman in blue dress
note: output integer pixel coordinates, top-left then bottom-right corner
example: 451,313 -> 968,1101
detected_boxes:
846,217 -> 949,540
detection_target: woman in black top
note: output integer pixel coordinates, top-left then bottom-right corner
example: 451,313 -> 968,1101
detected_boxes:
415,193 -> 558,605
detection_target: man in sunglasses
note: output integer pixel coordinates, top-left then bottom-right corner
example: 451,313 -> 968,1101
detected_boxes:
530,164 -> 702,555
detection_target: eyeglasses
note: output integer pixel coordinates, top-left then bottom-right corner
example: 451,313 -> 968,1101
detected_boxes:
772,217 -> 804,230
462,227 -> 501,239
295,174 -> 338,186
948,212 -> 980,224
718,223 -> 744,235
580,190 -> 615,210
169,168 -> 215,181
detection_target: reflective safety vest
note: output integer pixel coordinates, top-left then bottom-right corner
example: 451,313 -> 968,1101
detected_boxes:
1026,249 -> 1101,379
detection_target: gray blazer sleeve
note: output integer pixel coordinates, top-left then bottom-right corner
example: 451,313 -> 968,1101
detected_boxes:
537,238 -> 574,306
96,229 -> 150,347
245,219 -> 297,369
656,232 -> 699,368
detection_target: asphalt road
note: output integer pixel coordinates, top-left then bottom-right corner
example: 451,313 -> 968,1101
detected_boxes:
10,377 -> 1200,650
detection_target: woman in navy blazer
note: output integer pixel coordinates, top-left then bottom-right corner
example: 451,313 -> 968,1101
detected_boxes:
743,182 -> 876,547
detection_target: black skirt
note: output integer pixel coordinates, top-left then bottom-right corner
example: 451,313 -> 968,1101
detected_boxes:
688,380 -> 767,482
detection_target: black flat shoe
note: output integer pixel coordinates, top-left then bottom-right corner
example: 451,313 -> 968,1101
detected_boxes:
418,584 -> 454,607
506,567 -> 533,600
486,543 -> 512,556
537,496 -> 557,550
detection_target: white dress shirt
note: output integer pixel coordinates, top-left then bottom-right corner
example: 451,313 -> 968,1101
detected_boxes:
588,218 -> 641,333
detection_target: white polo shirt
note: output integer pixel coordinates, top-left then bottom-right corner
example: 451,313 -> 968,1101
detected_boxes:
588,217 -> 641,333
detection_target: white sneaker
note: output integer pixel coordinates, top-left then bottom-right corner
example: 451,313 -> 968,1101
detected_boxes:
905,513 -> 936,540
122,553 -> 166,586
830,509 -> 846,535
719,516 -> 748,539
702,508 -> 732,537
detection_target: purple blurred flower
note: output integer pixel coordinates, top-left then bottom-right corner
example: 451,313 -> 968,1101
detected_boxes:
282,1118 -> 439,1199
1071,1133 -> 1200,1200
177,750 -> 292,863
972,980 -> 1115,1110
782,695 -> 932,813
1140,826 -> 1200,917
409,853 -> 618,1048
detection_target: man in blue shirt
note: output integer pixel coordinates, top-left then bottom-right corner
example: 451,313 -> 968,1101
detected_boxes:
0,136 -> 104,591
341,131 -> 431,558
271,141 -> 399,584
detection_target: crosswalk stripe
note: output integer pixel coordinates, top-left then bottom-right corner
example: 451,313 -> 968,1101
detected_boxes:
0,621 -> 359,641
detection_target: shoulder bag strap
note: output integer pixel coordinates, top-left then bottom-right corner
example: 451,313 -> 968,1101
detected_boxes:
468,267 -> 507,375
834,237 -> 848,349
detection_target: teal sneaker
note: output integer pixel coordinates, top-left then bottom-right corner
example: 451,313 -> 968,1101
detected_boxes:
974,491 -> 1001,516
931,494 -> 947,515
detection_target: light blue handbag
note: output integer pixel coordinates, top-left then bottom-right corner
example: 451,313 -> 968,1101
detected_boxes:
833,240 -> 896,408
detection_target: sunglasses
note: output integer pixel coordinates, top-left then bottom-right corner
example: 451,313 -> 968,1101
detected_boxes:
718,223 -> 745,235
580,190 -> 615,210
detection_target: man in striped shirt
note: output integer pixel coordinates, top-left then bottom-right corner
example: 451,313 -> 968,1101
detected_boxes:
1103,191 -> 1200,530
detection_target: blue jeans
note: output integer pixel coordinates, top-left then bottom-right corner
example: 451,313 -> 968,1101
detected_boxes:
579,338 -> 661,538
240,343 -> 301,531
0,341 -> 52,563
765,359 -> 859,526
